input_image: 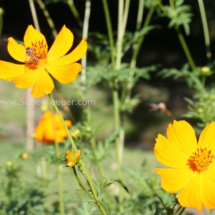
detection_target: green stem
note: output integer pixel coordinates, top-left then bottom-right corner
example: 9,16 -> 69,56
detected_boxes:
73,167 -> 107,215
48,93 -> 107,214
174,25 -> 196,73
101,0 -> 115,69
113,89 -> 123,211
50,101 -> 65,215
0,15 -> 3,37
124,7 -> 154,105
197,0 -> 212,63
177,207 -> 185,215
37,0 -> 58,38
136,0 -> 145,30
121,0 -> 131,39
67,0 -> 83,27
168,0 -> 196,73
90,137 -> 113,210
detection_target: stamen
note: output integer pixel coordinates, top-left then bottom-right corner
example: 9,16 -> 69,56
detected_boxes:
188,147 -> 214,172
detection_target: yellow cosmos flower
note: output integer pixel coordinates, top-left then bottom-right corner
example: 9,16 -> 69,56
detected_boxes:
0,25 -> 87,98
154,120 -> 215,212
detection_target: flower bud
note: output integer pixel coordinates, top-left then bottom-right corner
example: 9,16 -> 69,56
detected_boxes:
21,153 -> 29,160
6,161 -> 13,167
201,66 -> 211,75
65,150 -> 81,167
0,8 -> 4,15
71,129 -> 82,141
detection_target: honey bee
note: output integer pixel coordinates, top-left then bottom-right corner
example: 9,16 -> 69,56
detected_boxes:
25,47 -> 39,63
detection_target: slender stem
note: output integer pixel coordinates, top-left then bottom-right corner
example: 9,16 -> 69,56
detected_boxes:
101,0 -> 115,69
67,0 -> 83,27
197,0 -> 212,63
48,93 -> 107,214
174,26 -> 196,73
36,0 -> 58,38
121,0 -> 131,39
0,14 -> 3,37
50,101 -> 65,215
53,87 -> 76,123
81,0 -> 91,94
113,89 -> 123,211
90,137 -> 113,210
73,167 -> 107,215
116,0 -> 124,70
124,7 -> 154,105
136,0 -> 144,30
49,94 -> 77,151
28,0 -> 40,31
168,0 -> 196,73
27,0 -> 38,152
177,207 -> 185,215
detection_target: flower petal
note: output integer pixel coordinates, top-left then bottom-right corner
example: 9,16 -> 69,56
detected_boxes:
200,170 -> 215,209
7,37 -> 26,62
167,120 -> 197,156
155,168 -> 194,193
10,68 -> 37,89
0,61 -> 25,80
31,67 -> 54,98
48,38 -> 87,65
47,25 -> 74,61
198,121 -> 215,153
154,134 -> 189,168
178,172 -> 203,212
24,25 -> 47,48
45,62 -> 81,84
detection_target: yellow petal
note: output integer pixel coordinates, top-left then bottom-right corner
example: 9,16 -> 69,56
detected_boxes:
200,170 -> 215,209
31,67 -> 54,98
45,62 -> 81,84
24,25 -> 47,48
0,60 -> 25,80
47,25 -> 74,61
167,120 -> 197,156
205,160 -> 215,181
154,134 -> 189,168
48,38 -> 87,65
10,68 -> 37,89
155,168 -> 193,193
198,121 -> 215,153
178,172 -> 203,212
7,37 -> 26,62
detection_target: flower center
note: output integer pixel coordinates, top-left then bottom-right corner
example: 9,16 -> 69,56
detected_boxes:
25,40 -> 48,67
32,40 -> 47,59
188,147 -> 214,172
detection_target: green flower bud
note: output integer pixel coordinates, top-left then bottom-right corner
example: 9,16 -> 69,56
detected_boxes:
71,129 -> 82,141
201,66 -> 211,75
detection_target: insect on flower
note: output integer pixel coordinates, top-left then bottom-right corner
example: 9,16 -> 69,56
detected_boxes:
25,47 -> 39,64
0,25 -> 87,98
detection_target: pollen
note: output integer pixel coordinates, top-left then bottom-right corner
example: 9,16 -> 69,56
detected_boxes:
188,147 -> 214,172
31,40 -> 48,59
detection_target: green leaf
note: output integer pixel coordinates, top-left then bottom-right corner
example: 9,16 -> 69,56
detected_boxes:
103,179 -> 129,193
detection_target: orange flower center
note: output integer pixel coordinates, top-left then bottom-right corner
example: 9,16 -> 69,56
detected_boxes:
25,40 -> 48,67
188,147 -> 214,172
31,40 -> 47,59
